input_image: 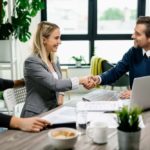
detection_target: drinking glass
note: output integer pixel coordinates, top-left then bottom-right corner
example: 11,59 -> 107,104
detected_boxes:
76,103 -> 88,135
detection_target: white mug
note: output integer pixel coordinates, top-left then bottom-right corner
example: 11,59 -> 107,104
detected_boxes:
86,121 -> 108,144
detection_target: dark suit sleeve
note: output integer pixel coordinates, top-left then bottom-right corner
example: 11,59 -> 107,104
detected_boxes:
0,113 -> 12,128
100,48 -> 132,85
0,78 -> 14,91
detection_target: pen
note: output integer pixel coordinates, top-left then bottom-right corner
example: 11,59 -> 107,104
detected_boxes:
82,97 -> 91,102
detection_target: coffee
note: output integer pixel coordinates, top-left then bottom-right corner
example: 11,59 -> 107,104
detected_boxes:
52,130 -> 75,139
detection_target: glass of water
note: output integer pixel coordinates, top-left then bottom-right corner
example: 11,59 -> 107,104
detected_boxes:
76,103 -> 88,135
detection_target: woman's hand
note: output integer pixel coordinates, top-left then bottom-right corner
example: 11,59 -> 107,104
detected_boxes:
13,79 -> 25,88
57,94 -> 64,105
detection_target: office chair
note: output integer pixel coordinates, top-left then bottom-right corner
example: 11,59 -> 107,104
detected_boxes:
3,86 -> 26,116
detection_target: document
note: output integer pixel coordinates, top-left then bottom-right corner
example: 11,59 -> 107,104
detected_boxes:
41,106 -> 76,125
41,106 -> 145,129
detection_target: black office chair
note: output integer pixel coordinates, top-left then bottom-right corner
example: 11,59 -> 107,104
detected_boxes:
102,60 -> 130,90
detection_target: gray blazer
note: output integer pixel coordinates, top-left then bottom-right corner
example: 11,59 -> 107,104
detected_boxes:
21,54 -> 72,117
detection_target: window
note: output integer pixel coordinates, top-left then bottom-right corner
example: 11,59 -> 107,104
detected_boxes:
95,40 -> 133,63
97,0 -> 137,34
42,0 -> 146,65
58,41 -> 89,64
46,0 -> 88,34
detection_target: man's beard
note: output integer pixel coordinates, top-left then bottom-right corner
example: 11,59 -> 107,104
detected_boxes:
133,41 -> 141,48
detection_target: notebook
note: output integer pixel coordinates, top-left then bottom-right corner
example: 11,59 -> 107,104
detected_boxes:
131,76 -> 150,111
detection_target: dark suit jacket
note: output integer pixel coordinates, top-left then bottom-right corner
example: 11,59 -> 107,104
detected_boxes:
0,78 -> 13,91
0,113 -> 12,128
0,78 -> 14,128
21,54 -> 72,117
100,47 -> 150,88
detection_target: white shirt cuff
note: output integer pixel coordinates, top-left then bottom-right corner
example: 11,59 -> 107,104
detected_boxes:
70,77 -> 79,89
97,75 -> 102,84
59,92 -> 65,96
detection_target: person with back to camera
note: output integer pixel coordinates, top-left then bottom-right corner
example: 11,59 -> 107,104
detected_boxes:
21,21 -> 95,118
88,16 -> 150,99
0,78 -> 49,132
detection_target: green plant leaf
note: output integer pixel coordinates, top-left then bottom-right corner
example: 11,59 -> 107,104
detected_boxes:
116,106 -> 142,132
0,0 -> 44,42
0,23 -> 13,39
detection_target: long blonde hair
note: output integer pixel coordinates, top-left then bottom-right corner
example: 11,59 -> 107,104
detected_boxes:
32,21 -> 59,65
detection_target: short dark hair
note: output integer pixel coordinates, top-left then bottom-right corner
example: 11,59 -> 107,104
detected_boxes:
136,16 -> 150,37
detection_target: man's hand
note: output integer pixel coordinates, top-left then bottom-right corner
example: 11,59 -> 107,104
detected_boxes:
10,116 -> 50,132
90,75 -> 101,85
57,94 -> 64,106
119,90 -> 131,99
79,76 -> 97,90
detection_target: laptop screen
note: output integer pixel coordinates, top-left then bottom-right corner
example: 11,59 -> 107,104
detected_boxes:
131,76 -> 150,111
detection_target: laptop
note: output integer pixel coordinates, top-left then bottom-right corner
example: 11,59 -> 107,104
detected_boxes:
131,76 -> 150,111
80,76 -> 150,112
81,90 -> 130,112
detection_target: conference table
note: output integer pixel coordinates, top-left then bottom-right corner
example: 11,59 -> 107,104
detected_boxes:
1,99 -> 150,150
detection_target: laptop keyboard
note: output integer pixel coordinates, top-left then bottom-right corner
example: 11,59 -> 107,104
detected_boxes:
77,100 -> 131,112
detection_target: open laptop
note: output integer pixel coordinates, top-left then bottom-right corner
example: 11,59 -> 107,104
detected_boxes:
131,76 -> 150,111
80,76 -> 150,112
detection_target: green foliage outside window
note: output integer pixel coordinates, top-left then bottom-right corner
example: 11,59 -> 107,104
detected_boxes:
100,8 -> 124,20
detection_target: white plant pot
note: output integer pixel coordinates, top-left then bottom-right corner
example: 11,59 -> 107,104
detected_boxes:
118,129 -> 141,150
76,61 -> 82,68
0,40 -> 11,62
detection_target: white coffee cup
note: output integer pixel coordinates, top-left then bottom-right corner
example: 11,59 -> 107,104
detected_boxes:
86,121 -> 108,144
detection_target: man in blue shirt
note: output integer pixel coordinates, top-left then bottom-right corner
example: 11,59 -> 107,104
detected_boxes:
89,16 -> 150,99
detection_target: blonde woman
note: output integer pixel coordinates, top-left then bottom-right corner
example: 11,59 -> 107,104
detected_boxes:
21,21 -> 95,117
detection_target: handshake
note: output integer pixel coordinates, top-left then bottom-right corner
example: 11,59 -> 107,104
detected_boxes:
79,75 -> 101,90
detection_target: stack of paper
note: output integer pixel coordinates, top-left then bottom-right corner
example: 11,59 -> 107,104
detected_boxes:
42,106 -> 76,124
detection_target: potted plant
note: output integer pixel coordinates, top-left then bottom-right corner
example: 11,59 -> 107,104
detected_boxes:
0,0 -> 44,62
116,106 -> 142,150
0,0 -> 44,42
72,55 -> 86,68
